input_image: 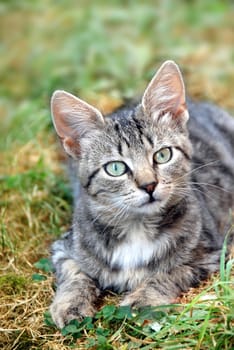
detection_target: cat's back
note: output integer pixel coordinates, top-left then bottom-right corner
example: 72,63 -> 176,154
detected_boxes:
188,100 -> 234,158
187,100 -> 234,234
187,100 -> 234,176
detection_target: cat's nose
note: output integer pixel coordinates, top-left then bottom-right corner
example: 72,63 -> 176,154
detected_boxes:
140,181 -> 157,195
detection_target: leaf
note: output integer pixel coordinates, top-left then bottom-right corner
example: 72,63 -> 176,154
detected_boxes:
96,335 -> 112,349
32,273 -> 47,282
102,304 -> 116,319
61,320 -> 81,337
81,316 -> 94,330
96,327 -> 111,337
34,257 -> 53,273
96,304 -> 116,320
44,311 -> 55,327
86,338 -> 97,348
114,305 -> 133,320
62,324 -> 78,335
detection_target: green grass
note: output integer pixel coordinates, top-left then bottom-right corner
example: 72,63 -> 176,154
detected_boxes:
0,0 -> 233,349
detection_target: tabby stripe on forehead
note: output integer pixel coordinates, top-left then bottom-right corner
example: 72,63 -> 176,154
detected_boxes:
132,117 -> 144,145
132,118 -> 154,147
132,117 -> 144,135
123,136 -> 130,148
175,146 -> 191,160
114,122 -> 130,148
84,168 -> 100,189
118,142 -> 123,156
114,122 -> 121,137
145,134 -> 154,147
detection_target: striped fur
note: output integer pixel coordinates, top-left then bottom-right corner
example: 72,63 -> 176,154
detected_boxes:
50,61 -> 234,328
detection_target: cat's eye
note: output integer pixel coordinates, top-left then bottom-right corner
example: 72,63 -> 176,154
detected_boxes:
154,147 -> 172,164
104,161 -> 128,177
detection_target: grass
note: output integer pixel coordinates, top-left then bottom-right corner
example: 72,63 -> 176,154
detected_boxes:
0,0 -> 233,349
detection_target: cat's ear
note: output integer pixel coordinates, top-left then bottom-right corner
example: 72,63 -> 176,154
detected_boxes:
142,60 -> 189,124
51,90 -> 104,158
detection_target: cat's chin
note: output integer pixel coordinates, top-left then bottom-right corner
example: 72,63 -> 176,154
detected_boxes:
133,199 -> 164,215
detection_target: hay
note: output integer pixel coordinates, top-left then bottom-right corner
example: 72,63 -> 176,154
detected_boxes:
1,2 -> 233,349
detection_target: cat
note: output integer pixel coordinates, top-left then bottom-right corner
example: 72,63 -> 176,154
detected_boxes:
49,60 -> 234,329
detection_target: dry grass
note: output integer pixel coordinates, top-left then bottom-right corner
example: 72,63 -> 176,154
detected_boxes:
0,1 -> 233,349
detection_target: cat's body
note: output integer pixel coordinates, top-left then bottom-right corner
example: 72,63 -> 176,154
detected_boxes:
50,61 -> 234,329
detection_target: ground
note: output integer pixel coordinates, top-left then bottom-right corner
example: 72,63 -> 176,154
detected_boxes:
0,1 -> 233,349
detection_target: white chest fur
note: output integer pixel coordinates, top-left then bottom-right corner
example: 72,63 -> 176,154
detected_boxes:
110,222 -> 162,270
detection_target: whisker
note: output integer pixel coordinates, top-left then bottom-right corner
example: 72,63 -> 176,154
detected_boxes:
187,181 -> 233,194
174,160 -> 220,183
90,201 -> 127,226
174,186 -> 221,203
99,203 -> 130,236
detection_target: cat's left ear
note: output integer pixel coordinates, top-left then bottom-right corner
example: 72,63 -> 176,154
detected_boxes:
142,60 -> 189,124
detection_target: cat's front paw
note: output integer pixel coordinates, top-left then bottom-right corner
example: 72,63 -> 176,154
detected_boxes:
120,289 -> 172,309
50,295 -> 96,329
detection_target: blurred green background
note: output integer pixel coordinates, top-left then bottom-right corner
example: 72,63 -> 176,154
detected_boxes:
1,0 -> 233,260
0,1 -> 234,348
0,0 -> 234,227
1,0 -> 234,138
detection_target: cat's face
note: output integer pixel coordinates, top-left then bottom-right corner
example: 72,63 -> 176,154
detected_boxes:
77,108 -> 192,216
51,60 -> 192,217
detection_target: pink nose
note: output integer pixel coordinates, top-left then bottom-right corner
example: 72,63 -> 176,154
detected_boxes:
140,181 -> 157,194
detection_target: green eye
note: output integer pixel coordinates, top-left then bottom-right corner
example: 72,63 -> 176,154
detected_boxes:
154,147 -> 172,164
105,161 -> 128,177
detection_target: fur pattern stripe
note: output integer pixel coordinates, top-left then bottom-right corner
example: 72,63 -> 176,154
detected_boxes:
49,60 -> 234,328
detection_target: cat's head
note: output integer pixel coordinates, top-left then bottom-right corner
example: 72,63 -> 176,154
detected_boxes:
51,61 -> 192,217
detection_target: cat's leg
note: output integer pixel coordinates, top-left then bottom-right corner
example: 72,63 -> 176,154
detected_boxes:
50,235 -> 101,328
120,266 -> 198,308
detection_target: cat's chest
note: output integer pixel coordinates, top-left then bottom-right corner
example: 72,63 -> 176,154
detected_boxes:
109,223 -> 163,269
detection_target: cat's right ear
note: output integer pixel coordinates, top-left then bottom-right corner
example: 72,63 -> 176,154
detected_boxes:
51,90 -> 104,158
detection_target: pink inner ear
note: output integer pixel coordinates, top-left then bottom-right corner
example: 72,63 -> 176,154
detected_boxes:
51,90 -> 105,158
51,90 -> 104,140
52,102 -> 75,139
142,61 -> 187,118
166,71 -> 186,117
63,136 -> 81,157
173,100 -> 187,118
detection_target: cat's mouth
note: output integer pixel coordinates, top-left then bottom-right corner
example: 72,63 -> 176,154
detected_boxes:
134,197 -> 163,215
149,195 -> 156,203
140,195 -> 161,207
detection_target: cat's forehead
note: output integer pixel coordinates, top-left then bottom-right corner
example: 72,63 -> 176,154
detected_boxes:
87,109 -> 156,163
104,106 -> 162,148
106,111 -> 148,145
106,106 -> 137,125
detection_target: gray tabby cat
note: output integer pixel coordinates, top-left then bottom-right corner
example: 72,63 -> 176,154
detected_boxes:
50,61 -> 234,329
